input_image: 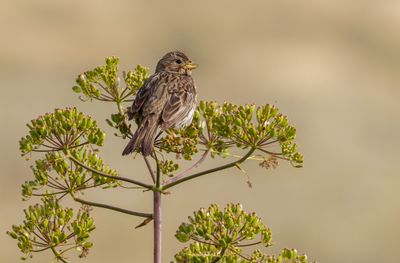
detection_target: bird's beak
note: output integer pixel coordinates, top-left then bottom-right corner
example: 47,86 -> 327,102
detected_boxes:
185,62 -> 198,70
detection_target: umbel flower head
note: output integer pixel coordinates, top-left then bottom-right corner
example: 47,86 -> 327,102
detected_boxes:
158,101 -> 303,167
19,108 -> 105,155
173,203 -> 309,263
7,196 -> 95,261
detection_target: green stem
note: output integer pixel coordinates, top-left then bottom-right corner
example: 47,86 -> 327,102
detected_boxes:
211,246 -> 227,263
144,156 -> 156,183
50,247 -> 68,263
154,153 -> 161,188
73,197 -> 152,218
68,154 -> 153,189
166,148 -> 210,184
258,148 -> 290,161
31,246 -> 51,252
227,246 -> 251,261
237,241 -> 262,247
163,148 -> 256,190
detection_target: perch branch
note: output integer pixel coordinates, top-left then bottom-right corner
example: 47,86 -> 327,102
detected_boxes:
74,197 -> 152,218
68,154 -> 153,189
163,148 -> 256,190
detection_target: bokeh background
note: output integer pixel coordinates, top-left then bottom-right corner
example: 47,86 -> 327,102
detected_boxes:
1,0 -> 400,262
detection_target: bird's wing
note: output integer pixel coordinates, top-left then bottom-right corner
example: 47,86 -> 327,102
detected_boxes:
161,77 -> 197,129
128,74 -> 159,120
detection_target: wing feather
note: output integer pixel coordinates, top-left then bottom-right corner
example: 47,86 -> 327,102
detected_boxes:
128,74 -> 159,120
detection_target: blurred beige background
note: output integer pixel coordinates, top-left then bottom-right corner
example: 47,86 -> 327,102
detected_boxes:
1,0 -> 400,262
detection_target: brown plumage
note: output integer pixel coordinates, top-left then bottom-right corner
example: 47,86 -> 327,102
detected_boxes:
122,51 -> 198,156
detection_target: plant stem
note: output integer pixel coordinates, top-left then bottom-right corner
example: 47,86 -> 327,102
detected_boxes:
211,246 -> 227,263
50,247 -> 68,263
237,241 -> 262,247
163,148 -> 256,190
68,154 -> 153,189
153,191 -> 162,263
154,153 -> 161,188
144,156 -> 156,183
74,197 -> 152,218
165,148 -> 210,185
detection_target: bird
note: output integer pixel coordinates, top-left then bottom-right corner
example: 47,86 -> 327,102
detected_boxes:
122,51 -> 198,156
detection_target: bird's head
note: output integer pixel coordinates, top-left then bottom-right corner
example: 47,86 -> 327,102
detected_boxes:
155,51 -> 197,75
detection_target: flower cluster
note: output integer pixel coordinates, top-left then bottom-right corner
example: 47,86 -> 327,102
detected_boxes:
159,160 -> 180,177
72,57 -> 148,139
174,203 -> 309,263
174,203 -> 272,262
155,101 -> 304,180
123,64 -> 149,96
14,108 -> 119,261
22,149 -> 118,201
72,56 -> 147,102
19,108 -> 105,155
7,196 -> 95,261
196,101 -> 303,166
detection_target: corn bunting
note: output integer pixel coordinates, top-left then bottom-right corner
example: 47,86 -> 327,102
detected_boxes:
122,51 -> 198,156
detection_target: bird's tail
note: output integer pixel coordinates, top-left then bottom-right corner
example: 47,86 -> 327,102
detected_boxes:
122,117 -> 158,156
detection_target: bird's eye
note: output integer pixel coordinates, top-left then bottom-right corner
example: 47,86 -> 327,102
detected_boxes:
175,59 -> 182,64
